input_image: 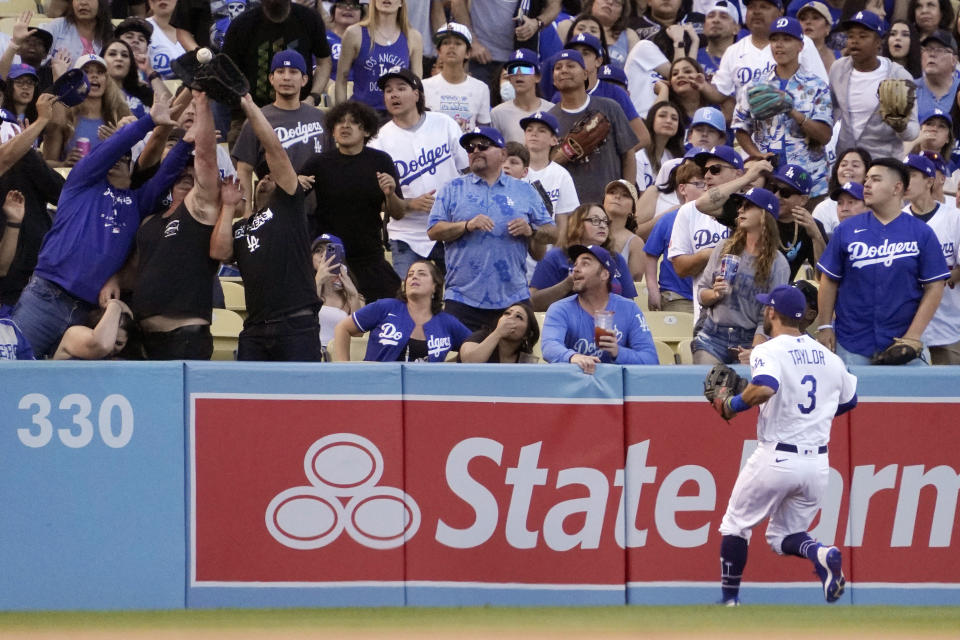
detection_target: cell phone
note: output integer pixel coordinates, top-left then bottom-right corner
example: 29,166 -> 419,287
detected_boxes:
324,242 -> 345,275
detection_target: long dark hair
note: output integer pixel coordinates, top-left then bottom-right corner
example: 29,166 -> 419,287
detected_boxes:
101,39 -> 153,107
908,0 -> 954,34
399,259 -> 444,315
828,147 -> 872,195
64,0 -> 115,49
506,301 -> 540,355
644,101 -> 687,174
882,20 -> 922,78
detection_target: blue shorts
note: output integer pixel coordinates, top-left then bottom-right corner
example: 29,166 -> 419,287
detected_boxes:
693,319 -> 756,364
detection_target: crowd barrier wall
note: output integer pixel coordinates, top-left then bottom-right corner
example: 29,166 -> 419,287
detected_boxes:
0,362 -> 957,610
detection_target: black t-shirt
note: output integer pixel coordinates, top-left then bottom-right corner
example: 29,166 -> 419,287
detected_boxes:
170,0 -> 214,48
132,202 -> 218,321
222,4 -> 331,105
302,146 -> 400,266
232,186 -> 320,325
0,150 -> 64,305
778,219 -> 827,280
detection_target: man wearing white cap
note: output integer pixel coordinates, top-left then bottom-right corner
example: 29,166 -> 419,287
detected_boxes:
698,0 -> 742,81
423,22 -> 491,133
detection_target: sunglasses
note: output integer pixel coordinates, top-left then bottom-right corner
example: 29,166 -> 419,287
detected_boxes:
584,216 -> 610,227
507,64 -> 537,75
464,141 -> 493,153
705,164 -> 732,175
771,184 -> 800,199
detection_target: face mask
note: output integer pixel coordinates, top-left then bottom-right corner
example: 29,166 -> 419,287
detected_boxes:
500,81 -> 516,102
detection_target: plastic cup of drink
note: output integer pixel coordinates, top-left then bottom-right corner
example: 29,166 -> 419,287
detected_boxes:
594,309 -> 615,343
720,254 -> 741,283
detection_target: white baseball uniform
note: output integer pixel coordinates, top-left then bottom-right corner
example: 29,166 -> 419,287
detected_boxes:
719,333 -> 858,553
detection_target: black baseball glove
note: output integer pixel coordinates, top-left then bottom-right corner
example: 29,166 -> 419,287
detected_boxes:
704,364 -> 747,420
171,50 -> 249,107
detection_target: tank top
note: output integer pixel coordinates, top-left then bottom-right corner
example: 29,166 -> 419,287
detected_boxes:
607,29 -> 630,69
132,202 -> 218,322
351,26 -> 410,111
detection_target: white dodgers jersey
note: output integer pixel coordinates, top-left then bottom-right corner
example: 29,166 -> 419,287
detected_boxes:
750,334 -> 858,447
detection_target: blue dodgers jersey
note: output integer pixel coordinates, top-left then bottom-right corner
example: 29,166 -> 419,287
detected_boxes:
352,298 -> 470,362
428,172 -> 554,309
817,211 -> 950,357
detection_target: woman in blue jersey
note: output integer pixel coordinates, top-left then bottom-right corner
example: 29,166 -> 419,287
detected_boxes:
102,39 -> 152,119
332,259 -> 469,362
335,0 -> 422,115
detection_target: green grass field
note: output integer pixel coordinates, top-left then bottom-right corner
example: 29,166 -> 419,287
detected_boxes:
0,606 -> 957,637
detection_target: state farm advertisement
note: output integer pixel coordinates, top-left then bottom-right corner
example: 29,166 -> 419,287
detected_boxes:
191,396 -> 959,587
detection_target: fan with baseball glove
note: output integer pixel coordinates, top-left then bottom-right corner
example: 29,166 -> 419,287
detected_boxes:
877,78 -> 916,133
559,110 -> 611,164
171,49 -> 249,107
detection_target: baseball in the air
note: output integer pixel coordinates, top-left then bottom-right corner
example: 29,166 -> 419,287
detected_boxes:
196,47 -> 213,63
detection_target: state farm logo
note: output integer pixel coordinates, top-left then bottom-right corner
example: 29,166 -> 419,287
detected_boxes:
265,433 -> 420,550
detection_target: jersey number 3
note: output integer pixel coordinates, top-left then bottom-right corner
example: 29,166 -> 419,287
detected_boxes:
798,374 -> 817,414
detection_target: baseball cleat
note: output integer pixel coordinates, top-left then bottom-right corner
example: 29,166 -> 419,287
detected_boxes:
814,545 -> 845,602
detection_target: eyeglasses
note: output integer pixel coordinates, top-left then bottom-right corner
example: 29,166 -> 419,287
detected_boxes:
684,180 -> 707,189
706,164 -> 731,175
464,141 -> 492,153
507,64 -> 537,75
771,184 -> 800,199
922,46 -> 954,57
584,216 -> 610,227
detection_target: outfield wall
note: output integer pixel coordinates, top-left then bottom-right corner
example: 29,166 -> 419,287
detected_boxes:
0,363 -> 957,610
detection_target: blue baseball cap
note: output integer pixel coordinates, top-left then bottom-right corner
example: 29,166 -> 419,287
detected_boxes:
555,49 -> 586,69
830,181 -> 864,201
920,107 -> 952,127
840,10 -> 886,37
506,48 -> 540,73
769,16 -> 803,40
733,187 -> 780,219
684,145 -> 708,158
694,145 -> 744,170
459,125 -> 505,149
310,233 -> 344,252
45,68 -> 90,107
745,0 -> 782,8
921,150 -> 948,175
568,32 -> 604,57
519,111 -> 559,136
599,64 -> 627,87
7,63 -> 38,81
755,284 -> 807,319
690,107 -> 725,133
903,153 -> 936,178
568,244 -> 616,278
270,50 -> 307,75
770,163 -> 813,195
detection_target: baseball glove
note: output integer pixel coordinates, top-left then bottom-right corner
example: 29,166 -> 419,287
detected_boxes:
872,337 -> 923,365
171,50 -> 250,107
747,83 -> 794,121
877,79 -> 916,132
559,110 -> 611,163
704,364 -> 748,420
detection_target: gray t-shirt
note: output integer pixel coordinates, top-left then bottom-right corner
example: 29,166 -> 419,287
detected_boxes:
548,96 -> 639,204
491,98 -> 556,144
231,103 -> 326,175
696,242 -> 790,334
471,0 -> 519,62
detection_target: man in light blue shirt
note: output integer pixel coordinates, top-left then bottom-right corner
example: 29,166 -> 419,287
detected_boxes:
428,126 -> 557,331
542,245 -> 659,373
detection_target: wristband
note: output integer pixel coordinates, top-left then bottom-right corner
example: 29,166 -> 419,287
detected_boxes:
729,393 -> 750,414
816,324 -> 834,332
5,221 -> 21,228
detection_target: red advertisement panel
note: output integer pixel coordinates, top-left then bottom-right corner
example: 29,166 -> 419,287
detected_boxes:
192,397 -> 405,583
404,401 -> 626,585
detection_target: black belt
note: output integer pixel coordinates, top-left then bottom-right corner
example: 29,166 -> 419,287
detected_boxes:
776,443 -> 828,454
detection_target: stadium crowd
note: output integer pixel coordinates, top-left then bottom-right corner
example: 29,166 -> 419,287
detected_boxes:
0,0 -> 958,368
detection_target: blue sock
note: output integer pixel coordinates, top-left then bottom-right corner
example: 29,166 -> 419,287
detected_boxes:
781,532 -> 819,560
720,535 -> 748,602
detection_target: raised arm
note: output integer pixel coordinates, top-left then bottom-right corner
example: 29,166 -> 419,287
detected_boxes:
70,111 -> 159,188
0,93 -> 56,174
53,299 -> 130,360
184,91 -> 221,225
695,160 -> 772,215
210,177 -> 241,263
238,94 -> 298,195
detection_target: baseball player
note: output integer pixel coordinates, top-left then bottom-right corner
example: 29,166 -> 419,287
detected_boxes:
708,284 -> 858,606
